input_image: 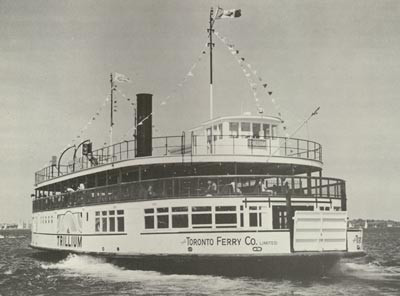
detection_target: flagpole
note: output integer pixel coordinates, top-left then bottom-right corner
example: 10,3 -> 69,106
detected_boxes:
208,7 -> 215,120
110,73 -> 114,148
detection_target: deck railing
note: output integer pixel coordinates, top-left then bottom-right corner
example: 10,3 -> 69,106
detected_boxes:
35,134 -> 322,184
32,175 -> 344,213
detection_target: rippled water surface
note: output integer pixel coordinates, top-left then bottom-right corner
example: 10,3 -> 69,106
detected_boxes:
0,228 -> 399,295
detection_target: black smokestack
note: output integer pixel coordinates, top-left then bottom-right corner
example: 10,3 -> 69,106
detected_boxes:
136,93 -> 152,157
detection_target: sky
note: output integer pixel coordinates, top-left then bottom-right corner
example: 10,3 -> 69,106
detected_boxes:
0,0 -> 399,223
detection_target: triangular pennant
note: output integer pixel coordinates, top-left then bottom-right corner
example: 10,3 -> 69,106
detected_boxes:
268,91 -> 273,95
263,83 -> 268,88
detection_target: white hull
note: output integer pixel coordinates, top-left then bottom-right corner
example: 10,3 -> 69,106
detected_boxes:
31,197 -> 363,257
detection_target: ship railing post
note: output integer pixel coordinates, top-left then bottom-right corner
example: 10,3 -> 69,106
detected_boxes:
286,187 -> 294,253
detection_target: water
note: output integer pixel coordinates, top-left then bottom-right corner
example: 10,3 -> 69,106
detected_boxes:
0,229 -> 399,295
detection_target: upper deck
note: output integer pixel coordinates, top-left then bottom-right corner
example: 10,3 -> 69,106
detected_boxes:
35,115 -> 322,186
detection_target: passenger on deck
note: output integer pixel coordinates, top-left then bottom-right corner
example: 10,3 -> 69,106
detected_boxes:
206,180 -> 217,196
254,179 -> 267,194
147,185 -> 157,198
230,181 -> 242,194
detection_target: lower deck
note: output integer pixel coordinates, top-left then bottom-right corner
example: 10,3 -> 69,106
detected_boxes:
31,197 -> 363,256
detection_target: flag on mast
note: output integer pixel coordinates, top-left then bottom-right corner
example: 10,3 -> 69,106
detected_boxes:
215,7 -> 241,19
114,72 -> 131,83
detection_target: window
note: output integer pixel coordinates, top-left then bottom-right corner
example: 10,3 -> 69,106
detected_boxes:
218,123 -> 223,139
95,209 -> 124,232
252,123 -> 261,138
172,207 -> 188,228
263,124 -> 270,138
241,122 -> 251,132
109,210 -> 115,232
117,217 -> 125,232
229,122 -> 239,138
249,206 -> 262,227
272,125 -> 277,138
102,211 -> 107,232
144,208 -> 155,229
157,207 -> 169,229
95,211 -> 100,232
215,206 -> 237,228
192,206 -> 212,228
117,210 -> 124,232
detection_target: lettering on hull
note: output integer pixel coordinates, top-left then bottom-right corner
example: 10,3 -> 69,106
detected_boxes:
57,235 -> 83,248
184,235 -> 278,252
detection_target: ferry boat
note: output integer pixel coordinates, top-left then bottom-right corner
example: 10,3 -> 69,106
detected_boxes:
30,8 -> 364,276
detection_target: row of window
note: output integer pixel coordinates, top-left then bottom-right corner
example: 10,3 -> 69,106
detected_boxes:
144,206 -> 264,230
39,215 -> 54,224
95,210 -> 125,232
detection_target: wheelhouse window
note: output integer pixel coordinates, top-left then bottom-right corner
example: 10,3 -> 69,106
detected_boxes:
272,125 -> 278,139
241,122 -> 251,133
192,206 -> 212,228
252,123 -> 261,138
263,124 -> 270,138
229,122 -> 239,138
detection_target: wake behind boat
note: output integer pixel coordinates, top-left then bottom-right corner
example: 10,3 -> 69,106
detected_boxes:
30,7 -> 364,276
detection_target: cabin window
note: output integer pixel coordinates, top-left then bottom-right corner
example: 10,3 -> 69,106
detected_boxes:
144,208 -> 155,229
172,207 -> 188,228
252,123 -> 261,138
117,210 -> 125,232
109,217 -> 115,232
192,206 -> 212,228
157,207 -> 169,229
229,122 -> 239,138
102,211 -> 108,232
109,210 -> 115,232
215,206 -> 237,228
117,217 -> 125,232
95,211 -> 100,232
249,206 -> 262,227
241,122 -> 251,132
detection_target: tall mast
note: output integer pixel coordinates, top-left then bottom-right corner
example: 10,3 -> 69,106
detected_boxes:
208,7 -> 215,120
110,73 -> 114,147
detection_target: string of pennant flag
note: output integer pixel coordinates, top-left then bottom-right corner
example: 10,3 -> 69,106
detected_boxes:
213,30 -> 291,134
